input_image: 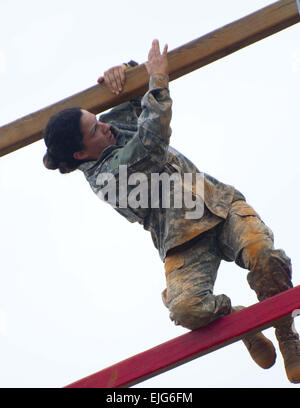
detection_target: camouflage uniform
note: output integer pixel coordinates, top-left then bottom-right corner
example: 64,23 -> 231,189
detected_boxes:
79,72 -> 293,331
162,200 -> 292,330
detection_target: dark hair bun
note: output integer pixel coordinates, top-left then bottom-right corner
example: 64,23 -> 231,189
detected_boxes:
43,152 -> 59,170
42,107 -> 83,174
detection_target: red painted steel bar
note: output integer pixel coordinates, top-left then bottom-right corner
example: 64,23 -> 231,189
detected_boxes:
65,286 -> 300,388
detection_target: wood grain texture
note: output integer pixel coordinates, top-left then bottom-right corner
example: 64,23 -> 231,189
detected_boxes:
0,0 -> 299,157
64,285 -> 300,388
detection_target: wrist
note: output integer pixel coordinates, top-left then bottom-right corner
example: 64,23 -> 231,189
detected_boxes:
148,69 -> 169,77
149,73 -> 169,90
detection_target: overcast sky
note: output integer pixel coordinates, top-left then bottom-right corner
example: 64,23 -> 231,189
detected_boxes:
1,0 -> 300,388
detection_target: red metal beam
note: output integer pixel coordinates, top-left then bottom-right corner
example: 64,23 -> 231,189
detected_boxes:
65,285 -> 300,388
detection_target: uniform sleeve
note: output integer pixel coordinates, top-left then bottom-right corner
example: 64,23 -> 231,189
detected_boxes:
103,73 -> 172,174
136,73 -> 172,165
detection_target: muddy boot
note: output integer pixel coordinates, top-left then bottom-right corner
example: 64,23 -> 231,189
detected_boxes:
275,316 -> 300,383
232,306 -> 276,369
242,243 -> 295,376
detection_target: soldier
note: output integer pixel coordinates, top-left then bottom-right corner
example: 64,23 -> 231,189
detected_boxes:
43,39 -> 300,383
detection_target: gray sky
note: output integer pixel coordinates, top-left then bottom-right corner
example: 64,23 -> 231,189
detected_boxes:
0,0 -> 300,388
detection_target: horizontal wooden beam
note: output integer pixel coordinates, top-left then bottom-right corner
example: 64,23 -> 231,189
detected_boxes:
64,285 -> 300,388
0,0 -> 299,158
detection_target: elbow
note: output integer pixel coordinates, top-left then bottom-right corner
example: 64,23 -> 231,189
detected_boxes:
139,125 -> 171,165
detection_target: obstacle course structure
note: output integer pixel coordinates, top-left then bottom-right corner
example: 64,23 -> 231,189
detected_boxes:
65,286 -> 300,388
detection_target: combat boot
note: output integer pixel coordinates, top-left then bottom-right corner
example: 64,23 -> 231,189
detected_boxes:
232,306 -> 276,369
275,316 -> 300,383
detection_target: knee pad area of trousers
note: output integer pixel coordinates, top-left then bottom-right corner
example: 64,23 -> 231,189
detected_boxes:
169,293 -> 231,330
243,243 -> 291,273
246,248 -> 293,300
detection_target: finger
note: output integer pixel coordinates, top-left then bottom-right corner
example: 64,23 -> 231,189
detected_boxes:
103,71 -> 109,85
104,70 -> 117,94
148,49 -> 153,61
103,71 -> 111,89
119,66 -> 126,87
108,69 -> 119,94
152,39 -> 160,55
112,68 -> 122,93
148,43 -> 154,60
163,44 -> 168,56
148,39 -> 157,58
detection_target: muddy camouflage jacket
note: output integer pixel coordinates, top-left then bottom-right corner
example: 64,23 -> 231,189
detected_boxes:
79,73 -> 243,260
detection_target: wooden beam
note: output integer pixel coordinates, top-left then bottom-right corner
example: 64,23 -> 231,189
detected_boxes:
0,0 -> 299,157
64,286 -> 300,388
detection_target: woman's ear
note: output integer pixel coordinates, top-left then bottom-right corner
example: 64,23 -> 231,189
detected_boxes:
73,150 -> 88,160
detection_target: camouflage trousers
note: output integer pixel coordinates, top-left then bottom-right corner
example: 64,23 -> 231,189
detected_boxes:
162,200 -> 293,330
